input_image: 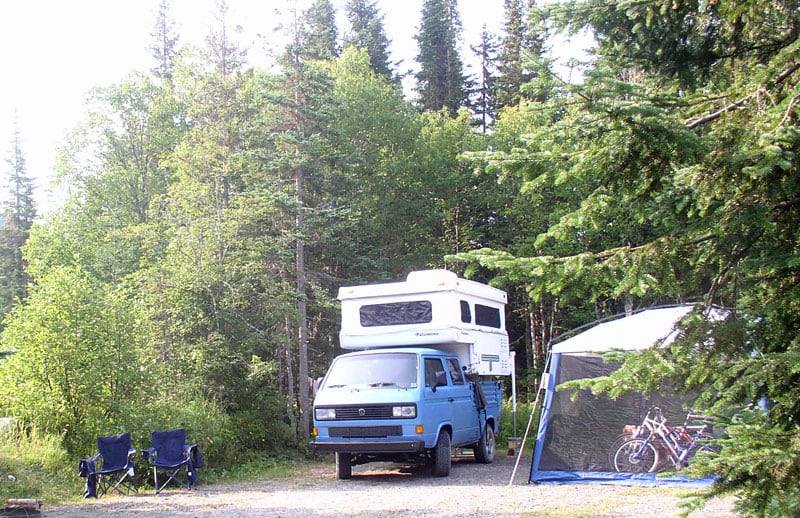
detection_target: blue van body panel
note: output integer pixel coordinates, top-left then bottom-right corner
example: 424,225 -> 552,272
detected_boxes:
312,347 -> 502,457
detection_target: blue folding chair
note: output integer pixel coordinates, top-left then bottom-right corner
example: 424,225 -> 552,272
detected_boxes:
78,432 -> 137,498
142,428 -> 203,494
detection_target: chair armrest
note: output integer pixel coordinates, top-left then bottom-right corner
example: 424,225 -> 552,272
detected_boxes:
182,444 -> 196,458
126,448 -> 137,468
142,447 -> 156,462
185,444 -> 204,468
78,455 -> 100,477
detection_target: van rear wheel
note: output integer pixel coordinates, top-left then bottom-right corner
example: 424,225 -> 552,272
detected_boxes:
473,424 -> 495,463
335,452 -> 352,479
432,431 -> 451,477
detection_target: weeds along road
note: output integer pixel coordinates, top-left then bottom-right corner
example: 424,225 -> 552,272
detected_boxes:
47,453 -> 738,517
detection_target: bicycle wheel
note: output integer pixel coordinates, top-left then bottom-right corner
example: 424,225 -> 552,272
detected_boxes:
690,433 -> 720,457
607,434 -> 634,468
614,439 -> 660,473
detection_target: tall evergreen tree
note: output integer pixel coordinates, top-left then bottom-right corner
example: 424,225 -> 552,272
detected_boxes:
0,120 -> 35,316
414,0 -> 468,115
458,0 -> 800,514
205,0 -> 247,79
149,0 -> 180,82
344,0 -> 395,82
495,0 -> 547,109
300,0 -> 339,61
273,2 -> 346,436
470,25 -> 500,132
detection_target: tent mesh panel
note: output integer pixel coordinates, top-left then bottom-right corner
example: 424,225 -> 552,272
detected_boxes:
538,353 -> 686,473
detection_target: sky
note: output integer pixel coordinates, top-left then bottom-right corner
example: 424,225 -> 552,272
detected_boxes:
0,0 -> 584,215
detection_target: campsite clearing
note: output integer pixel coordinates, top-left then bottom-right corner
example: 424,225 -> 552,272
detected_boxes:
47,454 -> 738,517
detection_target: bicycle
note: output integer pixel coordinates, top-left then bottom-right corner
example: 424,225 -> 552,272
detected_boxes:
610,407 -> 717,473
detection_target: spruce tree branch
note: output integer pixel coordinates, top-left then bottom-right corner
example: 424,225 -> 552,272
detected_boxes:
771,196 -> 800,221
685,94 -> 755,129
685,64 -> 800,129
779,92 -> 800,128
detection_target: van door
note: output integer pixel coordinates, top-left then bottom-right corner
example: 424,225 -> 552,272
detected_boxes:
446,357 -> 479,445
423,357 -> 453,442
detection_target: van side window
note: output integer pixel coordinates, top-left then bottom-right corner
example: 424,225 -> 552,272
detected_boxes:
460,300 -> 471,323
475,304 -> 501,328
424,358 -> 446,388
447,358 -> 464,385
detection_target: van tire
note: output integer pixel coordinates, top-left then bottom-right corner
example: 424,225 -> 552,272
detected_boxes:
336,452 -> 352,479
474,424 -> 495,463
433,430 -> 451,477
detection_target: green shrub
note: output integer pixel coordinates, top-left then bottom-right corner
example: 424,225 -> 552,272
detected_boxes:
122,394 -> 235,468
498,398 -> 540,453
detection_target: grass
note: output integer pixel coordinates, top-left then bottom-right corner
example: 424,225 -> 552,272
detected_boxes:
0,428 -> 314,506
0,427 -> 75,504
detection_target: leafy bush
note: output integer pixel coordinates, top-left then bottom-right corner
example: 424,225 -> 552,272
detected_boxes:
498,398 -> 539,453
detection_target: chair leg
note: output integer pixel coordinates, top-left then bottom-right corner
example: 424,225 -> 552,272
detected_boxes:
108,468 -> 136,495
154,466 -> 191,494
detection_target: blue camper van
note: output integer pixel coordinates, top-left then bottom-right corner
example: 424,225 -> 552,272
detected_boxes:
311,270 -> 511,479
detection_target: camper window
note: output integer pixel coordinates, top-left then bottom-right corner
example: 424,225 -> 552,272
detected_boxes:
359,301 -> 433,327
475,304 -> 501,328
460,300 -> 472,323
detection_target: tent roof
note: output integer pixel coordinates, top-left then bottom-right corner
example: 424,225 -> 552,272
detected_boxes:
550,305 -> 695,354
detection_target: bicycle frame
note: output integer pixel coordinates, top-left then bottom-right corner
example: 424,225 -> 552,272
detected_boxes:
619,407 -> 714,471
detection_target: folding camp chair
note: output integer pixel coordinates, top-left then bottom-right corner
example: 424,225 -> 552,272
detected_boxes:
142,428 -> 203,494
78,432 -> 137,498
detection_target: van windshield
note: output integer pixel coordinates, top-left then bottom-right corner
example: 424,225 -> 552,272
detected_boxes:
323,353 -> 418,389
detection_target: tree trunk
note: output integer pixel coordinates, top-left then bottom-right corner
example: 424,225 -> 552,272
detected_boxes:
284,316 -> 298,439
296,162 -> 310,437
530,297 -> 559,391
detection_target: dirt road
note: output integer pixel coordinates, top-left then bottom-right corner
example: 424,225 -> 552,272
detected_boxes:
45,453 -> 738,517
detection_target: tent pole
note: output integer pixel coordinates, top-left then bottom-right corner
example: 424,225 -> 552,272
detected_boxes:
508,351 -> 551,486
511,351 -> 517,438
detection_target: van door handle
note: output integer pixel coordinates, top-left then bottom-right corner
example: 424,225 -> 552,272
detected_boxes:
448,398 -> 454,402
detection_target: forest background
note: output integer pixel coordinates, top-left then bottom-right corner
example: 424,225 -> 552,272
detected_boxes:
1,0 -> 798,515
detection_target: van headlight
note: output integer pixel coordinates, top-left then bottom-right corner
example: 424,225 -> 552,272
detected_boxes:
315,407 -> 336,420
392,405 -> 416,418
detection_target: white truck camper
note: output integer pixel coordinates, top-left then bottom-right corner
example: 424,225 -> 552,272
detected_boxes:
312,270 -> 512,478
338,269 -> 512,376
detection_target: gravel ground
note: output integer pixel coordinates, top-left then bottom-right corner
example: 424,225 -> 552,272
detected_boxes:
44,453 -> 739,517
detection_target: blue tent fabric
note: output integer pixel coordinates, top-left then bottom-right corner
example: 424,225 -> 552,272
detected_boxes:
531,469 -> 715,488
529,305 -> 718,487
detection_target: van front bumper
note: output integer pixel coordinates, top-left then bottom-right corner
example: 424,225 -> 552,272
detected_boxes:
311,440 -> 426,454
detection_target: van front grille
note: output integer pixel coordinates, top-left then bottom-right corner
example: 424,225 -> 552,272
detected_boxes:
328,426 -> 403,438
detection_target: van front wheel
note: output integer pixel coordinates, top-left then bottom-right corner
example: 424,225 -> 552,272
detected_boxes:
432,431 -> 451,477
335,452 -> 352,479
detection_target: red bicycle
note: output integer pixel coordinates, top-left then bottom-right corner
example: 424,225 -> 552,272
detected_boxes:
610,407 -> 718,473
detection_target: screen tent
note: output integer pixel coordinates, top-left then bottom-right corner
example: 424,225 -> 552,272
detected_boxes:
529,305 -> 718,486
